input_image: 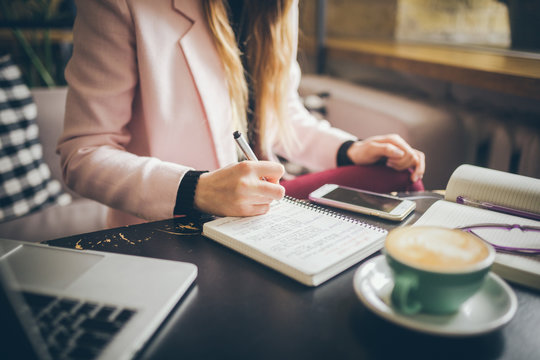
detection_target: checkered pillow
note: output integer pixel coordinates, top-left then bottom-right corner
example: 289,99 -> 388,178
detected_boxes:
0,54 -> 70,222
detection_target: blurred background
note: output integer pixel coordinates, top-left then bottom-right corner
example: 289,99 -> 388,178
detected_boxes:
1,0 -> 539,189
297,0 -> 540,188
0,0 -> 75,87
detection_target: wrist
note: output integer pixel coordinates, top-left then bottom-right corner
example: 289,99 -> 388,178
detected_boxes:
337,140 -> 357,166
174,170 -> 208,215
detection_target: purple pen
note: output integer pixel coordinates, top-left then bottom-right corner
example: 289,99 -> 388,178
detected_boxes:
456,196 -> 540,221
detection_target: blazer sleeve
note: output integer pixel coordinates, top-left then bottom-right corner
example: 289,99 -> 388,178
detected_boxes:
271,1 -> 356,172
57,0 -> 190,221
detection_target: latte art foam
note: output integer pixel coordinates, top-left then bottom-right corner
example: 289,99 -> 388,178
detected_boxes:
385,227 -> 491,272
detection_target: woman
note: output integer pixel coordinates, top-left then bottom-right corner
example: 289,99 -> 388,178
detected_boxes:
58,0 -> 424,228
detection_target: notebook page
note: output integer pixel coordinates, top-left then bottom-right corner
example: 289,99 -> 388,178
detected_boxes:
203,199 -> 385,275
445,164 -> 540,214
415,200 -> 540,281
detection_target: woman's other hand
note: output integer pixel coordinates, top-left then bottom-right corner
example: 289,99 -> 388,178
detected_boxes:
346,134 -> 425,182
194,161 -> 285,216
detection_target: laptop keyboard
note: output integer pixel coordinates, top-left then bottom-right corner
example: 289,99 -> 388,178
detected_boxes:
22,291 -> 137,360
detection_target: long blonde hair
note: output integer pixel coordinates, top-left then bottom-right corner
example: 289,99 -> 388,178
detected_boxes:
203,0 -> 295,158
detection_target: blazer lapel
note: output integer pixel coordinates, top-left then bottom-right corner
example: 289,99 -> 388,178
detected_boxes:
172,0 -> 235,167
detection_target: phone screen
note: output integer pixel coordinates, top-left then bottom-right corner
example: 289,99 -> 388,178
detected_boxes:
321,187 -> 402,213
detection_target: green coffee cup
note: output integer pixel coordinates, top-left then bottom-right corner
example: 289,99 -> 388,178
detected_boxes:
385,226 -> 495,315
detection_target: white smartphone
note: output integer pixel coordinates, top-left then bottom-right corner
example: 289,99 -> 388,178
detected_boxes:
308,184 -> 416,221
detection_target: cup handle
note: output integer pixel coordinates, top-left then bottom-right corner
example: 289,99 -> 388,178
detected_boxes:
391,273 -> 422,315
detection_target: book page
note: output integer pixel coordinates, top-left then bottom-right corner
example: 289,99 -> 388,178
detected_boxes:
445,164 -> 540,214
203,199 -> 385,275
415,200 -> 540,280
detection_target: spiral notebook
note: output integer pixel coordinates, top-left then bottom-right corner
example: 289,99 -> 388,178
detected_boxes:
202,196 -> 387,286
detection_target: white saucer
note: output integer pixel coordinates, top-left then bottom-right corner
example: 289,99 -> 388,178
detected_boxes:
353,255 -> 518,336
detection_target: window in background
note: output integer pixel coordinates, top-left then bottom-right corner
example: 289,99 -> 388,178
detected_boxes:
299,0 -> 540,53
396,0 -> 510,49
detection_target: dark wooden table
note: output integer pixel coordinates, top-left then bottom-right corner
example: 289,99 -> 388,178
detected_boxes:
45,192 -> 540,360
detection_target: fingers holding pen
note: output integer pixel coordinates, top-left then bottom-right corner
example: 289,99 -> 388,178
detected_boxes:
193,161 -> 285,217
246,160 -> 285,185
234,161 -> 285,202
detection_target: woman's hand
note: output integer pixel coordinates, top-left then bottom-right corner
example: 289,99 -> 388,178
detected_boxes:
194,161 -> 285,217
346,134 -> 425,182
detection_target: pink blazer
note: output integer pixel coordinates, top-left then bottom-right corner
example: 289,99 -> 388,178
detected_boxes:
58,0 -> 355,228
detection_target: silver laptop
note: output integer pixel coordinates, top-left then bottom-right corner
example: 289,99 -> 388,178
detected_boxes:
0,238 -> 197,360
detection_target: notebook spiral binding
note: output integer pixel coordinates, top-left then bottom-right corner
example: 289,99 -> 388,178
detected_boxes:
283,196 -> 386,233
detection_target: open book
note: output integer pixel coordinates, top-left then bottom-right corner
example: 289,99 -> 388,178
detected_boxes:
414,164 -> 540,290
202,196 -> 386,286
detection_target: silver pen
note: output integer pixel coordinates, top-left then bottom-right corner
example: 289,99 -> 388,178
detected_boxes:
233,131 -> 258,161
233,131 -> 269,182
